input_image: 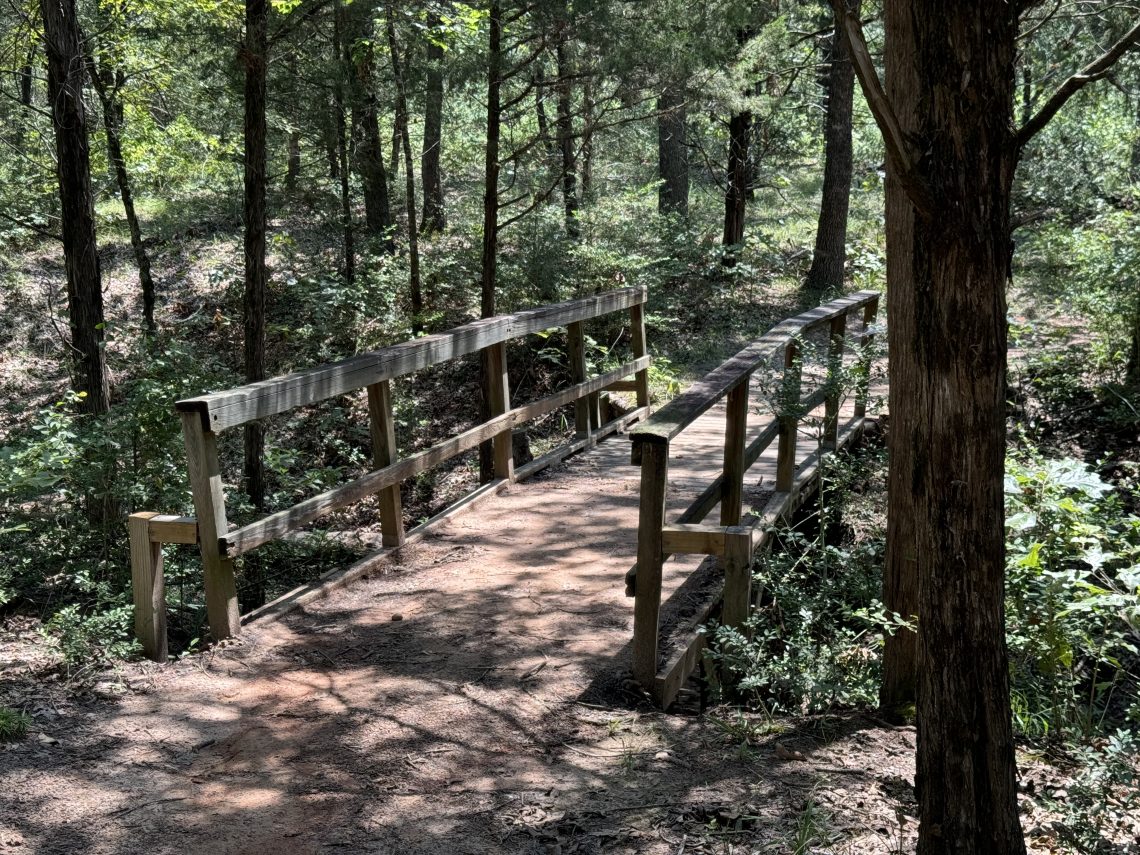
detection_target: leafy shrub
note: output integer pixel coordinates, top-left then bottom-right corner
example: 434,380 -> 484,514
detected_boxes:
0,707 -> 31,742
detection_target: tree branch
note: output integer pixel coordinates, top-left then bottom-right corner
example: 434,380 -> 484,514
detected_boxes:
829,0 -> 934,217
1015,16 -> 1140,150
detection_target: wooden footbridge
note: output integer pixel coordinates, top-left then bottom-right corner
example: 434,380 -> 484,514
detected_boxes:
130,288 -> 879,708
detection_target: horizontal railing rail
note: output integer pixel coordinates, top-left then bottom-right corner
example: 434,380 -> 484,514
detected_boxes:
131,287 -> 651,661
628,290 -> 880,708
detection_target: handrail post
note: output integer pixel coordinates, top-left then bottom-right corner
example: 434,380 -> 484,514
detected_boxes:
854,297 -> 879,420
567,320 -> 592,440
720,379 -> 749,526
367,379 -> 405,547
129,512 -> 168,662
824,313 -> 847,448
180,411 -> 241,641
630,302 -> 651,410
487,341 -> 515,481
775,340 -> 800,492
632,438 -> 668,693
722,528 -> 753,632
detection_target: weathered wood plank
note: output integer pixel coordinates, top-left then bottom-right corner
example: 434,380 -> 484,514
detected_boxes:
776,340 -> 800,493
721,528 -> 753,632
629,290 -> 877,445
178,287 -> 647,433
824,314 -> 847,448
146,515 -> 198,545
487,342 -> 514,481
179,413 -> 241,641
223,357 -> 649,557
632,441 -> 669,688
129,512 -> 167,662
662,523 -> 730,556
630,302 -> 651,409
602,379 -> 639,392
720,381 -> 749,526
367,379 -> 404,547
567,321 -> 591,438
854,297 -> 880,420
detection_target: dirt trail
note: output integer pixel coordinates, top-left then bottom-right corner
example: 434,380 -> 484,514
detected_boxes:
2,381 -> 932,854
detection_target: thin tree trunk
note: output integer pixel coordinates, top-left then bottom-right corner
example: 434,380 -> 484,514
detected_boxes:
420,12 -> 446,235
41,0 -> 110,415
722,108 -> 751,259
242,0 -> 268,519
347,7 -> 395,254
881,2 -> 1026,851
555,32 -> 579,239
478,2 -> 502,483
286,130 -> 301,190
805,0 -> 858,295
580,74 -> 594,202
534,62 -> 556,157
334,4 -> 354,286
657,88 -> 689,216
91,62 -> 157,333
386,5 -> 423,333
19,58 -> 33,106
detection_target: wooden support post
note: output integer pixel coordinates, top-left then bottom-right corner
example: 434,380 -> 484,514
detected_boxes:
854,298 -> 879,420
776,340 -> 800,492
722,528 -> 753,633
129,512 -> 168,662
180,411 -> 241,642
631,439 -> 669,692
367,379 -> 405,547
567,321 -> 592,439
824,313 -> 847,448
720,380 -> 749,526
486,341 -> 515,481
630,302 -> 651,410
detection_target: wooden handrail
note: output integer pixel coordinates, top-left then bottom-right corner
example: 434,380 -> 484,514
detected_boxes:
178,286 -> 647,433
629,290 -> 878,447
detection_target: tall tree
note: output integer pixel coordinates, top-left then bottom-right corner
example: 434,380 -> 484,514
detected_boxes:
837,2 -> 1140,850
40,0 -> 110,415
554,16 -> 579,239
804,0 -> 859,295
657,86 -> 688,217
722,29 -> 753,262
420,10 -> 446,234
333,2 -> 355,286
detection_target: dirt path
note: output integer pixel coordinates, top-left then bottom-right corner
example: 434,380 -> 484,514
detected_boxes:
1,375 -> 937,854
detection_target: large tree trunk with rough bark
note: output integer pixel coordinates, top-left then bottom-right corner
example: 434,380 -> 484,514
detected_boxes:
478,2 -> 502,483
657,88 -> 688,217
41,0 -> 110,415
334,4 -> 354,286
420,12 -> 446,235
880,3 -> 1026,852
555,31 -> 579,239
805,0 -> 858,295
91,61 -> 157,333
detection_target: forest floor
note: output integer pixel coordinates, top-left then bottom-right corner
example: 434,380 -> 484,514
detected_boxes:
0,410 -> 1091,855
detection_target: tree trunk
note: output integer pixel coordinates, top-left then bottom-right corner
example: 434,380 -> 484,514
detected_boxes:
479,2 -> 502,483
555,32 -> 579,239
580,74 -> 594,202
347,7 -> 395,254
41,0 -> 110,415
880,2 -> 1026,851
286,130 -> 301,190
420,13 -> 446,235
534,63 -> 556,157
722,108 -> 751,259
386,5 -> 423,333
657,88 -> 689,216
325,112 -> 339,179
805,0 -> 858,295
19,58 -> 33,107
91,62 -> 157,333
242,0 -> 268,520
334,4 -> 354,286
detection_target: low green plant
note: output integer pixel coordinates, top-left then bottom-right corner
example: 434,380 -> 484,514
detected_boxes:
0,707 -> 31,742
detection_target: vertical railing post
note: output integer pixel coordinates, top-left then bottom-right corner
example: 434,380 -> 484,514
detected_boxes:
775,339 -> 801,492
824,313 -> 847,448
180,411 -> 241,641
720,379 -> 749,526
367,379 -> 405,547
567,320 -> 592,439
632,438 -> 669,693
630,302 -> 651,410
486,341 -> 515,481
129,512 -> 168,662
854,297 -> 879,420
722,528 -> 753,633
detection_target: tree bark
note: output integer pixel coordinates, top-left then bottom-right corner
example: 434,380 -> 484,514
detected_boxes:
722,108 -> 751,259
386,5 -> 423,333
286,130 -> 301,190
41,0 -> 110,415
478,2 -> 502,483
879,2 -> 1026,852
334,3 -> 354,286
90,61 -> 158,333
657,88 -> 688,217
242,0 -> 268,520
805,0 -> 858,295
420,12 -> 446,235
580,76 -> 594,202
555,30 -> 579,239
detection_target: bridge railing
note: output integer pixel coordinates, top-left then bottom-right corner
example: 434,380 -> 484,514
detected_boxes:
129,287 -> 650,661
628,290 -> 880,708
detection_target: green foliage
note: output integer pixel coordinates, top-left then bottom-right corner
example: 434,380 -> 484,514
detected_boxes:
1004,452 -> 1140,739
0,707 -> 31,742
44,604 -> 139,668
